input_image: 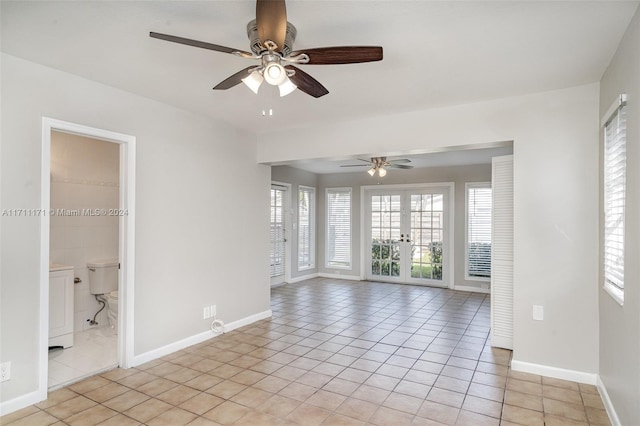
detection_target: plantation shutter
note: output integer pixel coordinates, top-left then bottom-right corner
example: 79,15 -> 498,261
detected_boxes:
603,98 -> 627,296
491,155 -> 513,350
467,184 -> 492,279
327,188 -> 352,268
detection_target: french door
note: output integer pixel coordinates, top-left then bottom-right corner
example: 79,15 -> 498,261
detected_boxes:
270,184 -> 288,286
365,185 -> 451,287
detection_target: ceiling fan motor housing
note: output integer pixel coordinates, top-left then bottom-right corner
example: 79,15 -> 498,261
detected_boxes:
247,19 -> 297,56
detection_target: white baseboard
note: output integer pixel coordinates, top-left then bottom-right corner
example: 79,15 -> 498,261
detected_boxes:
597,375 -> 621,426
318,273 -> 361,281
454,285 -> 490,294
510,359 -> 597,385
1,309 -> 273,416
132,309 -> 272,367
224,310 -> 273,333
0,388 -> 47,417
287,273 -> 319,284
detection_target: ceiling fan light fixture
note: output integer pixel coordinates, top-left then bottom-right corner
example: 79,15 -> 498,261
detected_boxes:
278,77 -> 297,97
264,63 -> 287,85
378,167 -> 387,177
367,167 -> 376,176
241,70 -> 263,94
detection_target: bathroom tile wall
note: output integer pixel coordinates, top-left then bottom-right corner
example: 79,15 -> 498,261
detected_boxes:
50,131 -> 119,332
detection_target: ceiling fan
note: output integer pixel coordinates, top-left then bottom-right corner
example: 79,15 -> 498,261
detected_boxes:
341,157 -> 413,177
149,0 -> 383,98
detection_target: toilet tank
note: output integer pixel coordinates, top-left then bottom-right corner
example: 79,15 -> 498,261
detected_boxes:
88,259 -> 119,295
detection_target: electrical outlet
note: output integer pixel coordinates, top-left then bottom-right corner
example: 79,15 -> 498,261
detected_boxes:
533,305 -> 544,321
1,362 -> 11,382
203,306 -> 211,320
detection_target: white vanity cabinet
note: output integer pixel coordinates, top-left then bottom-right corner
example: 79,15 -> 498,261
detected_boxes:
49,265 -> 74,348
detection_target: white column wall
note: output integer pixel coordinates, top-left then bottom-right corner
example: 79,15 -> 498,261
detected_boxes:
598,7 -> 640,424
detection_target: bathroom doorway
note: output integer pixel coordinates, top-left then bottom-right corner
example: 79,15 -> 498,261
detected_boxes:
48,131 -> 119,388
40,118 -> 136,394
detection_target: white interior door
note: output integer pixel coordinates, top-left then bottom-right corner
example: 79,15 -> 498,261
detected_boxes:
365,186 -> 450,287
270,184 -> 287,286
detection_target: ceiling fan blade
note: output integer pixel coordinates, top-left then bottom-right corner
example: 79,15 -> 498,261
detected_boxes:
285,65 -> 329,98
388,159 -> 411,164
150,32 -> 252,56
340,164 -> 371,168
292,46 -> 383,65
389,164 -> 413,169
213,67 -> 256,90
256,0 -> 287,52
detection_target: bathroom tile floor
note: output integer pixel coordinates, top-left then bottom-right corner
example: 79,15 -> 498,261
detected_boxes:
4,278 -> 610,425
48,326 -> 117,389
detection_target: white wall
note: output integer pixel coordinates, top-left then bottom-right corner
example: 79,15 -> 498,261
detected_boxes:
50,132 -> 120,331
259,84 -> 601,377
599,7 -> 640,424
0,54 -> 271,405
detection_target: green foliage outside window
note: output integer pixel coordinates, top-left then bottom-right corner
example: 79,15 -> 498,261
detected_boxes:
371,239 -> 443,280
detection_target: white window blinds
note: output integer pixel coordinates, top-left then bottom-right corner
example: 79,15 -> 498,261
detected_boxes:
298,186 -> 315,270
327,188 -> 351,268
604,99 -> 627,296
467,183 -> 492,279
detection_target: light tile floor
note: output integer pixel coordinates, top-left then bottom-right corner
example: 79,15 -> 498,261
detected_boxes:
3,278 -> 611,425
49,326 -> 118,389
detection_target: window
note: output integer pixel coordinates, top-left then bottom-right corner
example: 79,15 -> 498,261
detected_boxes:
326,188 -> 351,269
466,183 -> 492,280
298,186 -> 315,270
603,96 -> 627,303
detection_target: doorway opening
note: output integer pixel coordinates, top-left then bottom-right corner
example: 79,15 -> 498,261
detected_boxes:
270,183 -> 291,286
40,118 -> 136,397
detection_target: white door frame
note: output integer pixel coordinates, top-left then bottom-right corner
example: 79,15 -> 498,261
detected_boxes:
361,183 -> 455,289
39,118 -> 136,400
270,181 -> 292,286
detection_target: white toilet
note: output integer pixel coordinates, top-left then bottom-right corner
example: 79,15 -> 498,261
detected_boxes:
88,259 -> 119,329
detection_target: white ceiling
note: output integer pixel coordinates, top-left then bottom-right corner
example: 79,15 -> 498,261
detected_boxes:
1,1 -> 636,172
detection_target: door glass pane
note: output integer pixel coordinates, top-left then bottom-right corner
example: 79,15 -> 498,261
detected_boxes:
409,192 -> 444,281
370,194 -> 401,278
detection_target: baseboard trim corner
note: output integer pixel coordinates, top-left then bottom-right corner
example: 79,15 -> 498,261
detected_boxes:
596,375 -> 621,426
510,359 -> 598,385
287,273 -> 319,284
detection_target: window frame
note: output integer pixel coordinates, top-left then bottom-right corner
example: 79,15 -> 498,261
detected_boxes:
326,187 -> 352,270
602,94 -> 627,305
465,182 -> 492,282
297,185 -> 316,271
